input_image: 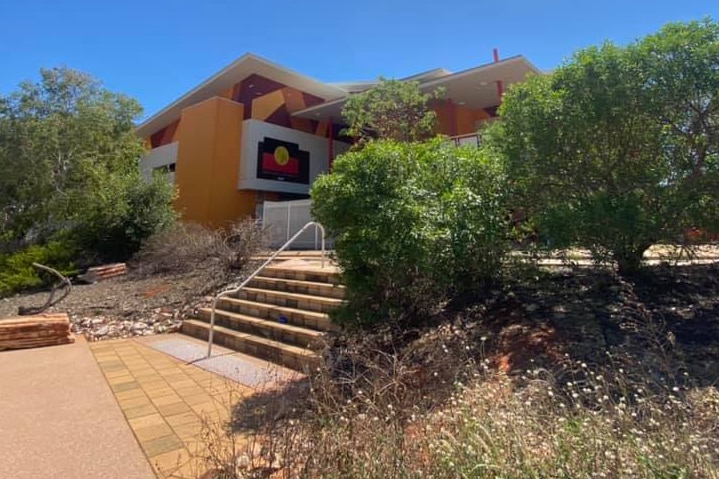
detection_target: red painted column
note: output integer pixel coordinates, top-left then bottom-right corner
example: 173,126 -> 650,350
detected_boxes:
493,48 -> 504,101
448,99 -> 457,138
328,117 -> 334,172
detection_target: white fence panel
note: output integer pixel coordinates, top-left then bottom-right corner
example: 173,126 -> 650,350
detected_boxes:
262,199 -> 323,249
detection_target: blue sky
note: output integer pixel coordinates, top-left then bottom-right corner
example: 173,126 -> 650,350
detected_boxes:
1,0 -> 717,119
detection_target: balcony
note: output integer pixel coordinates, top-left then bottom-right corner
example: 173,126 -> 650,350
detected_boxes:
140,142 -> 178,182
448,133 -> 480,147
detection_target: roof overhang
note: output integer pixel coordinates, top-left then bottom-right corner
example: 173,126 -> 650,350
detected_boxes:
293,56 -> 541,122
327,68 -> 452,94
136,53 -> 347,138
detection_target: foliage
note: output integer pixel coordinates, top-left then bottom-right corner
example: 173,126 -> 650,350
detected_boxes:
311,140 -> 510,328
489,19 -> 719,274
0,67 -> 176,260
74,171 -> 177,261
341,78 -> 442,143
0,240 -> 78,297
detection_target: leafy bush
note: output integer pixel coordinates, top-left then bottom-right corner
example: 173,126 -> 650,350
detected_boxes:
311,140 -> 510,328
74,172 -> 177,261
0,240 -> 78,297
490,19 -> 719,274
0,67 -> 177,263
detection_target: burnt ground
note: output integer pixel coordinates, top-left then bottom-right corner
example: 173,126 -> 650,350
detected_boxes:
313,262 -> 719,418
465,263 -> 719,387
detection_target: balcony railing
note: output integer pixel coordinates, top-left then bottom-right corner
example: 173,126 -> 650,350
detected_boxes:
448,133 -> 480,147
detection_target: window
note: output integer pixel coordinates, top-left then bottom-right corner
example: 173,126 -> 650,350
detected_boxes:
154,163 -> 176,174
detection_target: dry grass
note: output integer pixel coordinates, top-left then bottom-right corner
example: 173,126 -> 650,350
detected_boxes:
196,346 -> 719,478
129,219 -> 266,287
193,264 -> 719,479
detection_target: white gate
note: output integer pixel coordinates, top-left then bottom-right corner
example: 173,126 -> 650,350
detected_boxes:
261,199 -> 324,249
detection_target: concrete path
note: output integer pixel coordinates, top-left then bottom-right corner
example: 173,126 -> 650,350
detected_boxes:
0,337 -> 155,479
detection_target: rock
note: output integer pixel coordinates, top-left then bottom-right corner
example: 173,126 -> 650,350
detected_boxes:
91,318 -> 105,326
131,322 -> 148,332
96,326 -> 110,337
525,304 -> 539,313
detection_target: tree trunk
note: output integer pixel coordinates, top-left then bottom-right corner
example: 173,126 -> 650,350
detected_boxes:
615,244 -> 650,276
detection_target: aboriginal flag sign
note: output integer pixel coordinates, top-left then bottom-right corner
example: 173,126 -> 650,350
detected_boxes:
256,137 -> 310,184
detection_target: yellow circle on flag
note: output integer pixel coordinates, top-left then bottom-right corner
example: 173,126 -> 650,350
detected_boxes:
274,146 -> 290,166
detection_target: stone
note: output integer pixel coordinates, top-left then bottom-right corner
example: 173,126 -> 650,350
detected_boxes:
525,304 -> 539,313
96,326 -> 110,337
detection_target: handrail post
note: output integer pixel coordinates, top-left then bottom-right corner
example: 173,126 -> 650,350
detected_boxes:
319,224 -> 325,268
206,221 -> 327,358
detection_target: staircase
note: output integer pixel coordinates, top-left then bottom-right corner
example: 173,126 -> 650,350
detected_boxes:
181,264 -> 344,372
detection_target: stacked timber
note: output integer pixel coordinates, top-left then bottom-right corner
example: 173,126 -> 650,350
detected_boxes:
76,263 -> 127,284
0,313 -> 74,351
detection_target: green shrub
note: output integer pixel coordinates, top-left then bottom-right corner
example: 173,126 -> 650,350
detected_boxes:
73,172 -> 177,261
490,19 -> 719,274
0,240 -> 78,297
311,140 -> 510,328
0,66 -> 177,264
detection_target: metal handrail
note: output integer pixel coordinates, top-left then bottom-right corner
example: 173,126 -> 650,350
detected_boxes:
206,221 -> 327,358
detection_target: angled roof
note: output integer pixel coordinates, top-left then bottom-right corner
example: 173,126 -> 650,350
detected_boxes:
293,55 -> 541,121
328,68 -> 452,94
137,54 -> 541,138
136,53 -> 347,138
292,55 -> 541,120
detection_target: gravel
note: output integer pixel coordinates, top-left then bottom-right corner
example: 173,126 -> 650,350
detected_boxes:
0,270 -> 223,342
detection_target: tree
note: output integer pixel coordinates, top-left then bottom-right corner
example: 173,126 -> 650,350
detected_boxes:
311,140 -> 510,328
341,78 -> 442,143
0,67 -> 175,260
489,19 -> 719,274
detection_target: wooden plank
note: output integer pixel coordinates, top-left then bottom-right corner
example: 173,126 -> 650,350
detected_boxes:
0,336 -> 74,351
0,313 -> 74,351
76,263 -> 127,284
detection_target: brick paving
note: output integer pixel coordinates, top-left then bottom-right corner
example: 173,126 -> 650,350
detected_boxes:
90,337 -> 267,478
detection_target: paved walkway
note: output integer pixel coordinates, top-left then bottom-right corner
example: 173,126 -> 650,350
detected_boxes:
90,335 -> 301,478
0,337 -> 155,479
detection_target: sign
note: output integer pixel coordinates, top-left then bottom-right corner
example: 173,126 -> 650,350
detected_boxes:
256,137 -> 310,184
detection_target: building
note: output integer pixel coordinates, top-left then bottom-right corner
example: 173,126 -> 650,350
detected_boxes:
137,53 -> 540,230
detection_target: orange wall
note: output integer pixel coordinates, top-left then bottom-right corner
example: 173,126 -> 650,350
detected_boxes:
208,99 -> 256,226
173,97 -> 255,227
433,100 -> 492,136
146,74 -> 358,226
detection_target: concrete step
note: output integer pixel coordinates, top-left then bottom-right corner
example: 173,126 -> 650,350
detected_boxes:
181,320 -> 321,373
195,307 -> 324,348
234,287 -> 343,314
249,276 -> 345,299
261,266 -> 341,285
216,298 -> 340,332
251,251 -> 327,263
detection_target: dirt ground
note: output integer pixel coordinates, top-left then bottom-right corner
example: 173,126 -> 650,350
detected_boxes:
323,261 -> 719,412
0,270 -> 219,340
484,263 -> 719,382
